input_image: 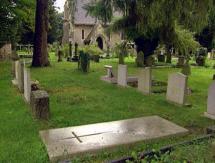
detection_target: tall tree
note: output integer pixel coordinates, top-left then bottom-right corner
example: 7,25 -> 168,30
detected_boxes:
196,4 -> 215,51
32,0 -> 50,67
0,0 -> 35,53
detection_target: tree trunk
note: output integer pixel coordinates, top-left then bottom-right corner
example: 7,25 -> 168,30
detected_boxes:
32,0 -> 50,67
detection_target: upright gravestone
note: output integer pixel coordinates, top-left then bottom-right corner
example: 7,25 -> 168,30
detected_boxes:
166,73 -> 188,105
15,61 -> 19,80
117,64 -> 127,86
12,61 -> 20,86
138,67 -> 152,94
24,67 -> 31,103
204,81 -> 215,120
17,61 -> 24,93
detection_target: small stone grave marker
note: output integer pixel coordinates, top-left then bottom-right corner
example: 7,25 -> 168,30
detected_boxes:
205,81 -> 215,120
138,67 -> 152,94
166,73 -> 188,105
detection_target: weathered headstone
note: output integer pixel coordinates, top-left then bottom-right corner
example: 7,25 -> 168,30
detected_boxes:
30,90 -> 50,120
138,67 -> 152,94
117,64 -> 127,86
17,61 -> 24,93
204,81 -> 215,120
24,68 -> 31,103
166,73 -> 188,105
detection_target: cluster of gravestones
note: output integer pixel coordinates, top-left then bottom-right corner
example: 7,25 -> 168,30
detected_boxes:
101,64 -> 215,118
12,60 -> 50,120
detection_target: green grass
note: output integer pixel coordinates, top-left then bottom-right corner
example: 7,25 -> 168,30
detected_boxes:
0,55 -> 215,162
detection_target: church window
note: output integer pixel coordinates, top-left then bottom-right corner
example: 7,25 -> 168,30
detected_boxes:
82,30 -> 85,39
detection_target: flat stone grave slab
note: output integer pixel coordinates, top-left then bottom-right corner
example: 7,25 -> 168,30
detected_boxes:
40,116 -> 188,162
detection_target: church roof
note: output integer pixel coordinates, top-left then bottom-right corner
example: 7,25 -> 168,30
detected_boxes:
74,0 -> 96,25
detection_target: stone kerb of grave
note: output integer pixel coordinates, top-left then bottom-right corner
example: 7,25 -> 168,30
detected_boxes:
166,73 -> 188,105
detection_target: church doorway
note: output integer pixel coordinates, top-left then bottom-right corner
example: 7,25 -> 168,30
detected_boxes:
96,37 -> 103,50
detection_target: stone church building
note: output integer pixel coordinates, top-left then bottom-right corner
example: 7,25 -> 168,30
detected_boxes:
62,0 -> 123,50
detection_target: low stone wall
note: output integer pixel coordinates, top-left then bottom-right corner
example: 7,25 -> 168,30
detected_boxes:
0,43 -> 12,60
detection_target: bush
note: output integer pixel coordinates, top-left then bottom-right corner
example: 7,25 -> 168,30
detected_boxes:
63,44 -> 69,58
80,44 -> 103,62
113,41 -> 128,64
85,44 -> 103,56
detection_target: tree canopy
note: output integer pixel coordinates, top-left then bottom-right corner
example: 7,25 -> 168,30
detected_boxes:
85,0 -> 214,58
0,0 -> 35,47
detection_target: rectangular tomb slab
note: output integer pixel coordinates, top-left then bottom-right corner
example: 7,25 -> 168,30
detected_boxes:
40,116 -> 188,162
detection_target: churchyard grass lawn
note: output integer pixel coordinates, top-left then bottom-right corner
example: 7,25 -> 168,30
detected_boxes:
0,55 -> 215,162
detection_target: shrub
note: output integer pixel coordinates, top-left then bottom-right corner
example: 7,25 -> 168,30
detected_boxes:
79,44 -> 103,62
63,44 -> 69,58
113,41 -> 128,64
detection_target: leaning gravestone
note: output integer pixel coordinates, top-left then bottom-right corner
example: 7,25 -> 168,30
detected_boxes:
17,61 -> 24,93
138,67 -> 152,94
166,73 -> 188,105
204,81 -> 215,120
30,90 -> 50,120
117,64 -> 127,87
24,67 -> 31,103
